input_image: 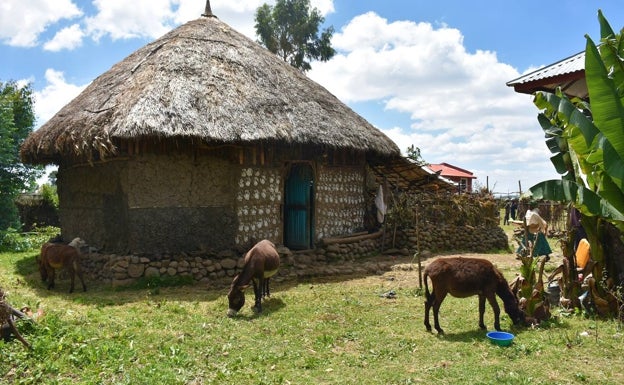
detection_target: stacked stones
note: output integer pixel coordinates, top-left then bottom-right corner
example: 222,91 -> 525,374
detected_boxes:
315,168 -> 366,239
400,224 -> 509,253
235,167 -> 282,245
80,232 -> 393,287
78,224 -> 509,287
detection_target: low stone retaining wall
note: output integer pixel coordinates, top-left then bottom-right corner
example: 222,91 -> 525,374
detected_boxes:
398,224 -> 509,253
78,225 -> 508,288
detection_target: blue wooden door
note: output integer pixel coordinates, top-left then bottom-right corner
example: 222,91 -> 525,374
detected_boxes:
284,164 -> 314,250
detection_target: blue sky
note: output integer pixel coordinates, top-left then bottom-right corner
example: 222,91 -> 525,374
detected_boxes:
2,0 -> 624,195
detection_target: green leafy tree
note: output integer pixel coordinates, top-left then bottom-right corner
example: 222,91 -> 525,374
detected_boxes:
255,0 -> 335,72
406,144 -> 427,166
0,81 -> 41,231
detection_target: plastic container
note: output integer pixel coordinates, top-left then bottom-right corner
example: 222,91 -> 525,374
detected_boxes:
486,331 -> 514,346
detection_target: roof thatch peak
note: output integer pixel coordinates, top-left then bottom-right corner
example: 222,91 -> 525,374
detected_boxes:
21,15 -> 399,165
201,0 -> 216,18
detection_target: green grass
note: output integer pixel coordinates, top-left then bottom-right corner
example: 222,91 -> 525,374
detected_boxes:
2,247 -> 624,385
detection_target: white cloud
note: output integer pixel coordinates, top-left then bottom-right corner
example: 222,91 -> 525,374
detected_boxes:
0,0 -> 335,49
0,0 -> 82,47
308,11 -> 559,193
33,69 -> 87,128
194,0 -> 335,40
85,0 -> 178,41
82,0 -> 335,42
43,24 -> 84,51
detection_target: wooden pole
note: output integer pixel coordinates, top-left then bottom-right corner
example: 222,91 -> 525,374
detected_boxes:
416,203 -> 422,289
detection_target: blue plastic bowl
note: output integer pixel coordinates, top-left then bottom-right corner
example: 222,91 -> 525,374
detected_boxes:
486,331 -> 514,346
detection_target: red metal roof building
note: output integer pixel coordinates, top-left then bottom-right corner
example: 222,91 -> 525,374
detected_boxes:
428,163 -> 476,193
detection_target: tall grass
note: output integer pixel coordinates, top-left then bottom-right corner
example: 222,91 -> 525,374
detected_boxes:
2,245 -> 623,384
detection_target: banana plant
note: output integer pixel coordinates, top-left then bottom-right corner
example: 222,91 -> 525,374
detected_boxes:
530,12 -> 624,221
529,10 -> 624,285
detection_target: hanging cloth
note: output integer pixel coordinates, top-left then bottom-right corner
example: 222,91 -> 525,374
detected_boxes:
374,185 -> 386,224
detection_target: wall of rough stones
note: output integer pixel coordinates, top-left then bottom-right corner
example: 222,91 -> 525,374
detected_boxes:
235,167 -> 282,245
78,220 -> 508,288
315,165 -> 367,239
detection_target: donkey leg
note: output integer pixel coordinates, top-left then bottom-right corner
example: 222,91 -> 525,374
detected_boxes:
424,293 -> 433,332
478,295 -> 487,330
486,294 -> 502,331
75,262 -> 87,292
47,268 -> 55,290
252,278 -> 262,313
264,278 -> 270,298
432,293 -> 447,334
69,268 -> 75,293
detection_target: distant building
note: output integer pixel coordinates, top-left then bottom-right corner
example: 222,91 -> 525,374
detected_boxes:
428,163 -> 476,193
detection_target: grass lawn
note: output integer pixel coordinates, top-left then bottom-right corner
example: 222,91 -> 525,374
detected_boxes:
2,238 -> 624,384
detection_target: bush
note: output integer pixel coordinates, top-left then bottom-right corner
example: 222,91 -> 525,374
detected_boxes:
40,183 -> 59,209
0,226 -> 60,252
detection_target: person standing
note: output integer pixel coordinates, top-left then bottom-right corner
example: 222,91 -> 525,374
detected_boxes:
503,199 -> 511,225
510,199 -> 518,220
517,201 -> 552,259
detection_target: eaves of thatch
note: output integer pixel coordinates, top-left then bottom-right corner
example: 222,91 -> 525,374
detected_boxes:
369,156 -> 457,193
21,15 -> 400,166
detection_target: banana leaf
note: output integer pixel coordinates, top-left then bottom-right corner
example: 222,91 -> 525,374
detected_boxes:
529,179 -> 624,221
584,34 -> 624,161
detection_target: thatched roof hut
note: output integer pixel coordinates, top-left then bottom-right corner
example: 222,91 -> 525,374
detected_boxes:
21,14 -> 398,166
20,9 -> 409,254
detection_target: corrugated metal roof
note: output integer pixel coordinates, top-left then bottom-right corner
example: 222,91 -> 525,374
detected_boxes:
428,163 -> 476,179
506,51 -> 584,86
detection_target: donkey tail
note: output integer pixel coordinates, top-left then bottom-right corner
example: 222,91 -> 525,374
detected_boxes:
423,272 -> 433,304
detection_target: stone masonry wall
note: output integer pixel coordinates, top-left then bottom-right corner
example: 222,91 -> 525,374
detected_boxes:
315,166 -> 366,239
78,220 -> 508,288
235,167 -> 282,245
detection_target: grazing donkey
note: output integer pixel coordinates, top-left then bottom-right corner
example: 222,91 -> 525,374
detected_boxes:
424,257 -> 525,334
227,240 -> 280,317
38,237 -> 87,293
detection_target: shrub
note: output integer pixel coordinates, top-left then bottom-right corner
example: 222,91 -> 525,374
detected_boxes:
0,226 -> 60,252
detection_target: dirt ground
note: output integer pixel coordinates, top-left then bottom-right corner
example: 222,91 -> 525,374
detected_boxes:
354,251 -> 540,292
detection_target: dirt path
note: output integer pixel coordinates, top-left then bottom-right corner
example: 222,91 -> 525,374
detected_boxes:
349,251 -> 529,291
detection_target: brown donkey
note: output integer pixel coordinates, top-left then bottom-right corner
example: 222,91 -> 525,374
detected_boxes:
227,240 -> 280,317
424,257 -> 525,334
38,237 -> 87,293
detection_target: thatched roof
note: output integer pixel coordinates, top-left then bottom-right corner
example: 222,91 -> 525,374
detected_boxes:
21,16 -> 400,165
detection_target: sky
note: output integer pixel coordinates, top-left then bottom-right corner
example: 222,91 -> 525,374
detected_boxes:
2,0 -> 624,196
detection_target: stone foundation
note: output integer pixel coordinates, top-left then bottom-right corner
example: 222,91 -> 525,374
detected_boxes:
77,224 -> 508,288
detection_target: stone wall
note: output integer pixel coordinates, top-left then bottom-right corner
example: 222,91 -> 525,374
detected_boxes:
315,165 -> 367,239
235,167 -> 282,245
80,234 -> 388,288
78,220 -> 509,288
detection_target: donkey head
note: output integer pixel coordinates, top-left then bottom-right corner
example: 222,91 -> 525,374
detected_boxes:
226,276 -> 249,317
